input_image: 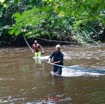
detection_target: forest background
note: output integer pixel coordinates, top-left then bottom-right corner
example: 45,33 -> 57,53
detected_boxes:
0,0 -> 105,46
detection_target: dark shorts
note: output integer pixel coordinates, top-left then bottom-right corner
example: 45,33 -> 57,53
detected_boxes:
53,65 -> 62,75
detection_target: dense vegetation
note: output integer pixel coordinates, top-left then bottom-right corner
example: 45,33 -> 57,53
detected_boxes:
0,0 -> 105,46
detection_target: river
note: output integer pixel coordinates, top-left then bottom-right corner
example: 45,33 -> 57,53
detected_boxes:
0,44 -> 105,104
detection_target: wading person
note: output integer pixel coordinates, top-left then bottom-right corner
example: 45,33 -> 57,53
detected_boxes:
48,44 -> 64,75
32,40 -> 44,57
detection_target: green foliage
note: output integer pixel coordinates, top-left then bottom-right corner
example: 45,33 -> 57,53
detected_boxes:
0,0 -> 5,4
9,7 -> 48,36
1,0 -> 105,45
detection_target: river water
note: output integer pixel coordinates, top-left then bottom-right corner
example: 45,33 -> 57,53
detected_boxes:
0,44 -> 105,104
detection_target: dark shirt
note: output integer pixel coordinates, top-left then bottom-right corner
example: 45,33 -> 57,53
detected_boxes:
49,50 -> 64,65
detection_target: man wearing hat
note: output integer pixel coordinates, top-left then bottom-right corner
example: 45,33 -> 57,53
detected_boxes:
48,44 -> 64,75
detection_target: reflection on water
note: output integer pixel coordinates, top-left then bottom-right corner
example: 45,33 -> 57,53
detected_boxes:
0,44 -> 105,104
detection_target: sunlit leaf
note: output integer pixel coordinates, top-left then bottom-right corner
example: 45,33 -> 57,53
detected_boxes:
14,13 -> 21,18
58,11 -> 64,17
8,29 -> 15,35
15,29 -> 22,36
0,0 -> 5,3
3,3 -> 7,8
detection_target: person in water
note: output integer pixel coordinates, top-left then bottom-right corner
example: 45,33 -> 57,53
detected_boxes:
32,40 -> 44,57
48,44 -> 64,75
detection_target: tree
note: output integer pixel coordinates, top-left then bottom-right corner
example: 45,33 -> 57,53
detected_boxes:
1,0 -> 105,44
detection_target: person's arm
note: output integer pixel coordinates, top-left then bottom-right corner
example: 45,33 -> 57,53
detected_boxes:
40,45 -> 44,54
54,53 -> 64,64
48,51 -> 54,63
53,61 -> 60,64
48,57 -> 52,63
32,44 -> 35,53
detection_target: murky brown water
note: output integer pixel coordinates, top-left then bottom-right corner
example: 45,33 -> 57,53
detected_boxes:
0,44 -> 105,104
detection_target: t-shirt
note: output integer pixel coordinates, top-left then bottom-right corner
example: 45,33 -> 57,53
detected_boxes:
49,50 -> 64,65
